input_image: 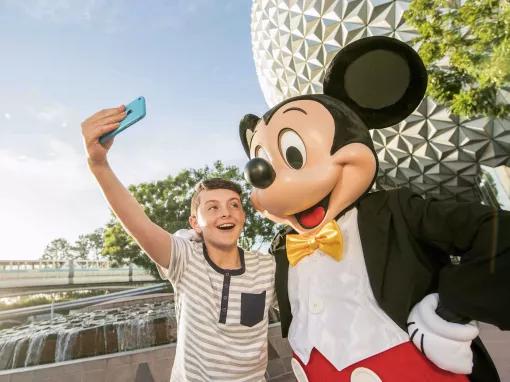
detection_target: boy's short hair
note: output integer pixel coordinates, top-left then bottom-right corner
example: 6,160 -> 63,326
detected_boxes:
190,178 -> 243,216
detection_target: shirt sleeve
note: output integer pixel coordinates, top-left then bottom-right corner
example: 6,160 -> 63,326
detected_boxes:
156,235 -> 194,285
397,187 -> 510,330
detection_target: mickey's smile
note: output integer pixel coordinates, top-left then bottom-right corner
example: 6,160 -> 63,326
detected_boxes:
294,193 -> 331,229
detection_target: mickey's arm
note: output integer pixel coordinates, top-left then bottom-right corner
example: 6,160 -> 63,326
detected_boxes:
398,188 -> 510,330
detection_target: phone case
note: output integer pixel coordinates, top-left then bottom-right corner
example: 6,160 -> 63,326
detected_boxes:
99,96 -> 146,144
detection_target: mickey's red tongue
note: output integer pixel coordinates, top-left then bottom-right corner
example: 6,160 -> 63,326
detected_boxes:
298,206 -> 325,229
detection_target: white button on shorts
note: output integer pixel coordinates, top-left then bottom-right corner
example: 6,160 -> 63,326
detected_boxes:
291,358 -> 309,382
351,367 -> 382,382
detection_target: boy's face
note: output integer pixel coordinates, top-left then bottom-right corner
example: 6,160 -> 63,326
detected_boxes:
189,188 -> 245,250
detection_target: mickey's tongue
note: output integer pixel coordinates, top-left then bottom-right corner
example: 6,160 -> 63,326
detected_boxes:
297,206 -> 326,229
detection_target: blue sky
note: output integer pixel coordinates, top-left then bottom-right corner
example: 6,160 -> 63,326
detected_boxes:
0,0 -> 268,260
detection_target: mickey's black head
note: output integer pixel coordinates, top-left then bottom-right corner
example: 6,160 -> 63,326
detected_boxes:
239,37 -> 427,233
241,36 -> 427,156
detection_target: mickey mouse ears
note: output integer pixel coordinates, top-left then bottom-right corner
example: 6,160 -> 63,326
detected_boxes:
323,36 -> 427,130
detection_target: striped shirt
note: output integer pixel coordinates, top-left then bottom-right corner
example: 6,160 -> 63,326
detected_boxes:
158,235 -> 276,382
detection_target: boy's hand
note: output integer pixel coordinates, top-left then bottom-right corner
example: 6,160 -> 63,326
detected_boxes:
81,105 -> 126,167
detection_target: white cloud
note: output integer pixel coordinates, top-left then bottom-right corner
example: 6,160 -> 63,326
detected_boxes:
0,143 -> 112,260
1,0 -> 135,35
4,113 -> 11,120
0,88 -> 112,260
0,90 -> 81,157
35,103 -> 68,122
2,0 -> 208,32
4,0 -> 105,23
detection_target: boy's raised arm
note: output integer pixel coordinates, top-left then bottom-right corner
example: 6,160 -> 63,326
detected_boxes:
81,105 -> 171,269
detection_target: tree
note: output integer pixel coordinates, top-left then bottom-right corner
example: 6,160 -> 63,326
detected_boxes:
85,228 -> 104,260
101,161 -> 276,278
41,238 -> 73,262
405,0 -> 510,118
71,228 -> 104,261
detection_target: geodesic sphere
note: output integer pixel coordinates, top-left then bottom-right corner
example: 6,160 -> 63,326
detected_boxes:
250,0 -> 510,201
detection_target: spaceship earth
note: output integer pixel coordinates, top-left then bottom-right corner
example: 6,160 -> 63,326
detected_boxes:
250,0 -> 510,201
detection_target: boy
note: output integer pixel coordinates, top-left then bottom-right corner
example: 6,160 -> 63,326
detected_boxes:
81,105 -> 275,381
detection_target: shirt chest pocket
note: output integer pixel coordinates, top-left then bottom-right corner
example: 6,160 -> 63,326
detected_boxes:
240,291 -> 266,327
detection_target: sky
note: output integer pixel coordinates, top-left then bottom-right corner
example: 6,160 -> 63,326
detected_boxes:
0,0 -> 269,260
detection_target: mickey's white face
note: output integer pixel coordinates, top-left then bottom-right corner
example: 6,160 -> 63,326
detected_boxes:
247,99 -> 376,234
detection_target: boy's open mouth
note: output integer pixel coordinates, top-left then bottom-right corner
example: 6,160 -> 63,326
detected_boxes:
294,193 -> 331,229
217,223 -> 235,231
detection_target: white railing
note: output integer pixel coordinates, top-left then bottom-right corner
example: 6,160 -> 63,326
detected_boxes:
0,260 -> 155,289
0,260 -> 112,271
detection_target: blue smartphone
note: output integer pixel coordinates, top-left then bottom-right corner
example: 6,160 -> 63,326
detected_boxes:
99,96 -> 146,144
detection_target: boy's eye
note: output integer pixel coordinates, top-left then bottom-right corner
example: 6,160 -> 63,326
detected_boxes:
208,206 -> 218,210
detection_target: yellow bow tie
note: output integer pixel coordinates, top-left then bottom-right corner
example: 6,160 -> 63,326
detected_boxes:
286,220 -> 343,267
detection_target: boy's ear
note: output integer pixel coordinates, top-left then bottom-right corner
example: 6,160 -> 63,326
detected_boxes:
239,114 -> 260,157
323,36 -> 427,130
189,216 -> 202,234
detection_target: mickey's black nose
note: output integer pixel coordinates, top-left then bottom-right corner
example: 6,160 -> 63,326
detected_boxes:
244,158 -> 275,189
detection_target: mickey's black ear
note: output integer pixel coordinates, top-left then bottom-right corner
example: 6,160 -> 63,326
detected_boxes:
239,114 -> 260,157
323,36 -> 427,129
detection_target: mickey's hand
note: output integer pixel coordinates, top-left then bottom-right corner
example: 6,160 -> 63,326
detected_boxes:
407,293 -> 479,374
173,229 -> 202,242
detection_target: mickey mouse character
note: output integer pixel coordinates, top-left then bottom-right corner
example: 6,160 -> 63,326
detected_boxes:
239,37 -> 510,382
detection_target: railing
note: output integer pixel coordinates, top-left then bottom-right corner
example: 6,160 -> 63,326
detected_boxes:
0,260 -> 112,271
0,283 -> 169,320
0,260 -> 155,289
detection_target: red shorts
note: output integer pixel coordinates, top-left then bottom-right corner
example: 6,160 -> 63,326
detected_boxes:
292,342 -> 470,382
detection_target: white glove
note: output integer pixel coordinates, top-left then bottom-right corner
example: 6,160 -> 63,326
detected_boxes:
173,229 -> 202,242
407,293 -> 479,374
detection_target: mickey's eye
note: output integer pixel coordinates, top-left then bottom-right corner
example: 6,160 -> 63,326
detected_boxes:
279,129 -> 306,169
255,145 -> 271,162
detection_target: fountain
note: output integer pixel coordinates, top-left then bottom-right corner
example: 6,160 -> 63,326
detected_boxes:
0,300 -> 177,370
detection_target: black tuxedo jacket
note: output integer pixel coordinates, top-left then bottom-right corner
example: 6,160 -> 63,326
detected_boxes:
270,188 -> 510,382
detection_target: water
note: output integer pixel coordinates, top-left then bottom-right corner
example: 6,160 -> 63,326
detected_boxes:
0,301 -> 176,370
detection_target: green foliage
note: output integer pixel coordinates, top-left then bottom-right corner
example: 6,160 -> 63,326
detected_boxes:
41,229 -> 105,261
101,161 -> 276,278
405,0 -> 510,118
41,238 -> 73,261
72,228 -> 104,261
